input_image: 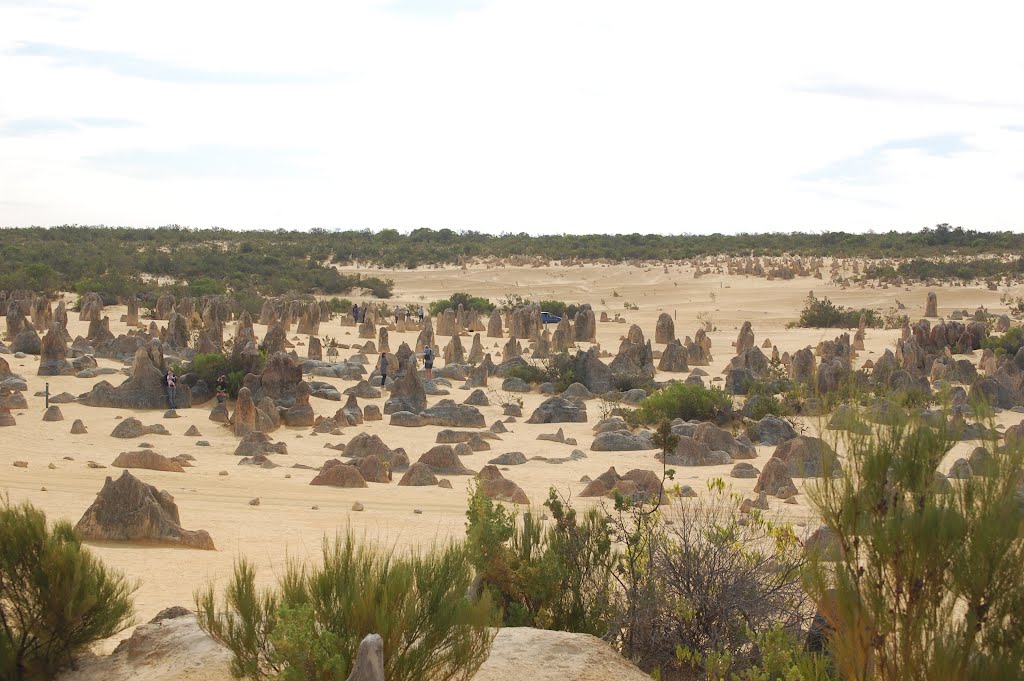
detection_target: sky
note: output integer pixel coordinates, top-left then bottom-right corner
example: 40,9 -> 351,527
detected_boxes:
0,0 -> 1022,234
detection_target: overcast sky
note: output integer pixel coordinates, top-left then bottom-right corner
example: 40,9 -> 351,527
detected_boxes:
1,0 -> 1022,234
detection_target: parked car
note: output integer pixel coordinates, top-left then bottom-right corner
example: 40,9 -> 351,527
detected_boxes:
540,311 -> 562,325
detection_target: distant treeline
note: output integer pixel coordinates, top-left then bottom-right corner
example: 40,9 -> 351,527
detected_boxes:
0,223 -> 1020,299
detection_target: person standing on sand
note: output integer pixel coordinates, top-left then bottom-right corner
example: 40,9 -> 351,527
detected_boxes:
166,369 -> 177,410
394,305 -> 400,324
377,353 -> 389,387
215,374 -> 228,404
418,305 -> 424,322
351,303 -> 359,324
423,345 -> 434,380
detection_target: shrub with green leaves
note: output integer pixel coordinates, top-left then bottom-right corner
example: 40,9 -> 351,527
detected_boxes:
981,326 -> 1023,356
465,485 -> 618,635
173,352 -> 260,399
0,498 -> 137,680
503,364 -> 548,385
805,407 -> 1024,680
630,382 -> 733,425
195,533 -> 495,681
427,292 -> 495,316
793,294 -> 881,329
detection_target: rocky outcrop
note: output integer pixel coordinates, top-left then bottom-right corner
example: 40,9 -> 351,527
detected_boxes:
81,341 -> 192,410
398,462 -> 438,486
234,431 -> 288,456
230,387 -> 258,436
384,362 -> 427,415
112,451 -> 185,473
771,436 -> 840,477
417,445 -> 472,474
655,313 -> 675,344
925,291 -> 937,317
476,465 -> 530,504
111,418 -> 171,438
38,323 -> 74,375
590,431 -> 655,451
420,399 -> 486,428
744,416 -> 797,445
310,462 -> 368,488
527,396 -> 587,424
75,471 -> 214,549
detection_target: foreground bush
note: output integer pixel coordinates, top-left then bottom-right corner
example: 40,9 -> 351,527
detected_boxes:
981,326 -> 1023,356
630,382 -> 733,425
0,498 -> 136,680
608,477 -> 813,680
465,486 -> 618,635
195,533 -> 496,681
805,410 -> 1024,679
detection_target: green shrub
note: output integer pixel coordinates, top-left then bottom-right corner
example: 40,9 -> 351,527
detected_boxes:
196,533 -> 495,681
630,382 -> 733,425
174,352 -> 258,398
794,294 -> 881,329
504,364 -> 548,385
981,326 -> 1023,356
622,479 -> 812,679
0,498 -> 137,680
538,300 -> 567,318
326,297 -> 353,315
544,352 -> 578,392
464,486 -> 618,635
428,292 -> 495,316
805,408 -> 1024,680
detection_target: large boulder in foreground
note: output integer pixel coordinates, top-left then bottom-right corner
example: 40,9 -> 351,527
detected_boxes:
473,627 -> 651,681
74,471 -> 214,550
80,341 -> 192,410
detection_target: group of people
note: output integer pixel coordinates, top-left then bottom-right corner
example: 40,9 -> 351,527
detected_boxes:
165,369 -> 228,410
351,302 -> 425,324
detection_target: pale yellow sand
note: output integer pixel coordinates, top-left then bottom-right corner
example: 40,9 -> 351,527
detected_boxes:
2,262 -> 1020,660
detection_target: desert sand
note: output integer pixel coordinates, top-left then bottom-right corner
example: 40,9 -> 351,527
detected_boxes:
2,260 -> 1021,677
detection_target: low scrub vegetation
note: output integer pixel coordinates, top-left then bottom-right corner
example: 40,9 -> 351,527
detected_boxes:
427,292 -> 495,316
792,294 -> 882,329
465,486 -> 617,635
195,533 -> 496,681
172,351 -> 264,399
1,497 -> 137,680
981,326 -> 1024,356
629,382 -> 733,425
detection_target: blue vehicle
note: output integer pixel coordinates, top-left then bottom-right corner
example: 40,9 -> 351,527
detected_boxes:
540,311 -> 562,325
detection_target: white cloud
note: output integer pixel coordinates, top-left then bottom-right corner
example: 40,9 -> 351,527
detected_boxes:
0,0 -> 1022,233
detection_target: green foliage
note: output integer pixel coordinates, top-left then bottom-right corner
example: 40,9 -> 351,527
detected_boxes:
174,352 -> 258,398
805,408 -> 1024,680
628,480 -> 811,678
187,276 -> 227,297
427,292 -> 495,317
538,300 -> 567,317
869,256 -> 1024,282
326,297 -> 353,315
630,382 -> 733,425
195,533 -> 495,681
464,485 -> 618,635
0,497 -> 137,680
794,294 -> 881,329
981,326 -> 1023,356
503,364 -> 548,385
544,352 -> 578,392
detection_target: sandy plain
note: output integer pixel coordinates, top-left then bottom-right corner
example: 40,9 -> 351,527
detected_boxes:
2,260 -> 1020,675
